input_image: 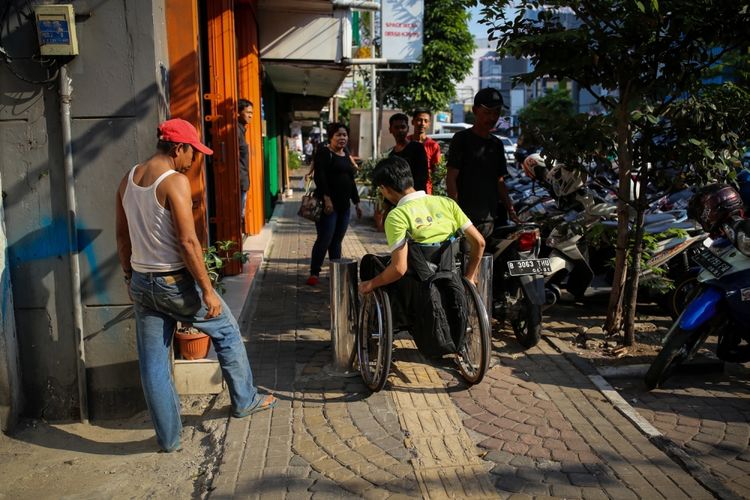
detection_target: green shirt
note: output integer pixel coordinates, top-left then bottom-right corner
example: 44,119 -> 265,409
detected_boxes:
384,191 -> 472,251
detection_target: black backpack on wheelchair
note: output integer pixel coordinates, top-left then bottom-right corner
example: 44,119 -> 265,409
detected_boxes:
360,238 -> 468,357
406,238 -> 468,357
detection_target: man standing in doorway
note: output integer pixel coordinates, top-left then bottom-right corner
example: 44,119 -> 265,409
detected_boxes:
238,98 -> 253,229
446,87 -> 519,239
115,118 -> 276,453
407,108 -> 441,194
388,113 -> 429,192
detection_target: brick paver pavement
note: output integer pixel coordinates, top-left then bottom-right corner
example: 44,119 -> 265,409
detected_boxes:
615,372 -> 750,498
211,194 -> 717,499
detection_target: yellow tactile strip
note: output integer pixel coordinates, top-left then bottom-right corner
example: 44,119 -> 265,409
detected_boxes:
388,340 -> 498,499
291,345 -> 421,498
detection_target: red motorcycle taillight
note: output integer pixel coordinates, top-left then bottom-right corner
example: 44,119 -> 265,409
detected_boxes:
517,231 -> 538,252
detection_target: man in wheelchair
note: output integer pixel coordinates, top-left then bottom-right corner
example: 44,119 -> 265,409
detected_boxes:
357,156 -> 486,358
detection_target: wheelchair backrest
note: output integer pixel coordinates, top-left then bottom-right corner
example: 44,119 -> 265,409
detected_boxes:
407,236 -> 462,282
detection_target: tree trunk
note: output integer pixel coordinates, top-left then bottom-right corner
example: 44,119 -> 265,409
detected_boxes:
604,102 -> 633,335
621,164 -> 650,346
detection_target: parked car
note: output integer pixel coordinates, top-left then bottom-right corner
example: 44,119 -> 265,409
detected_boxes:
427,133 -> 454,157
492,133 -> 517,167
428,132 -> 516,167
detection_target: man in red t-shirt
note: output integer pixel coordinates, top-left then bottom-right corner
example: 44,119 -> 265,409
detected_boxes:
407,108 -> 442,194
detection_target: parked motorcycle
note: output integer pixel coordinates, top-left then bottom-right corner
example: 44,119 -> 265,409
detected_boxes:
645,185 -> 750,389
488,223 -> 550,348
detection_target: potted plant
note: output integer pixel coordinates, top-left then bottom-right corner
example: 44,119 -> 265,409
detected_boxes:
203,240 -> 250,294
174,324 -> 211,360
357,154 -> 389,232
174,240 -> 249,360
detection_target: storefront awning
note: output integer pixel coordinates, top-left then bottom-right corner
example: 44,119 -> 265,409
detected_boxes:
259,0 -> 351,102
264,62 -> 348,99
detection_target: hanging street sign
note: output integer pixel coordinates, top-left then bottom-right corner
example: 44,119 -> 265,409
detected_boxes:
381,0 -> 424,63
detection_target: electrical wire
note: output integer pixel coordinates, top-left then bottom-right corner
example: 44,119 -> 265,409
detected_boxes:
0,0 -> 60,85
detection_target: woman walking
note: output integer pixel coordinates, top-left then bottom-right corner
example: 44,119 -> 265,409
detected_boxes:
307,122 -> 362,286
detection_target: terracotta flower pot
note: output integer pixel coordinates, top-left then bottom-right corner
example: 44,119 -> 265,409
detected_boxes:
174,328 -> 211,360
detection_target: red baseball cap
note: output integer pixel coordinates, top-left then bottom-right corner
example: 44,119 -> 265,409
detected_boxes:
158,118 -> 214,155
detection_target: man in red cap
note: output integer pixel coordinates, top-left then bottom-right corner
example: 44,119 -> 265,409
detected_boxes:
115,118 -> 276,453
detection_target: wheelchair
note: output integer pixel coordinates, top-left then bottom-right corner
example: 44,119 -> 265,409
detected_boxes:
356,238 -> 492,392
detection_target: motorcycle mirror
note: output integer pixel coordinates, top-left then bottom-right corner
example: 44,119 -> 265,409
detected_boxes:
732,219 -> 750,257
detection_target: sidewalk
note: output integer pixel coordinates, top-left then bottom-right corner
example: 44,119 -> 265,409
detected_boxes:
211,194 -> 717,499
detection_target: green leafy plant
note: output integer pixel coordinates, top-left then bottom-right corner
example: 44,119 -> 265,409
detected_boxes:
287,150 -> 303,170
339,81 -> 371,126
357,153 -> 390,211
203,240 -> 249,294
430,157 -> 448,197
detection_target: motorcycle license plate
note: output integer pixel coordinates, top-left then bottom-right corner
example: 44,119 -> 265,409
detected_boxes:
692,248 -> 732,278
507,258 -> 552,276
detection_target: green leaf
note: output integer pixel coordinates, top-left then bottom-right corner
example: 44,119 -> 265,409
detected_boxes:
635,0 -> 645,13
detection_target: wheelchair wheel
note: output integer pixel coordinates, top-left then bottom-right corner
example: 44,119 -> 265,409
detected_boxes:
357,288 -> 393,392
456,277 -> 491,384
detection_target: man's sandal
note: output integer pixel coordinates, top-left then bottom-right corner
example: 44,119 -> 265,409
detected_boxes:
232,394 -> 278,418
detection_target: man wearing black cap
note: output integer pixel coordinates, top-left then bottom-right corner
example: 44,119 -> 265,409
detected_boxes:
446,87 -> 519,237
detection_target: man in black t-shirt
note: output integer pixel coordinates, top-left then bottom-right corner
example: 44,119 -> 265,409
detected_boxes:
388,113 -> 429,191
446,88 -> 519,237
238,98 -> 253,227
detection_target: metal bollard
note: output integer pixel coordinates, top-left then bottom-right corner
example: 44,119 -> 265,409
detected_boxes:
476,254 -> 494,316
464,254 -> 493,315
329,259 -> 358,373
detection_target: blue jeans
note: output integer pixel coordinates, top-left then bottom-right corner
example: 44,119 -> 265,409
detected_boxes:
310,208 -> 351,276
129,270 -> 261,451
241,190 -> 248,221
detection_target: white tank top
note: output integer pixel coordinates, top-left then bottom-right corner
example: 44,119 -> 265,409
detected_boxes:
122,165 -> 185,273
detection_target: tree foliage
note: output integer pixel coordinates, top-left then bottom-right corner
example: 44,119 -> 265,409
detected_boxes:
338,81 -> 371,126
705,45 -> 750,89
474,0 -> 750,344
378,0 -> 475,113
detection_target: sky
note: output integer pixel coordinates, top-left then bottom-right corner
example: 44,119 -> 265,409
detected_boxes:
468,5 -> 516,39
469,6 -> 491,38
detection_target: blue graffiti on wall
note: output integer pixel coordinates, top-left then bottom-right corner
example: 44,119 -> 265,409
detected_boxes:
6,217 -> 105,298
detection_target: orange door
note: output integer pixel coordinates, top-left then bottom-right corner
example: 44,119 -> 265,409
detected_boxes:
206,0 -> 242,275
165,0 -> 208,245
236,1 -> 265,235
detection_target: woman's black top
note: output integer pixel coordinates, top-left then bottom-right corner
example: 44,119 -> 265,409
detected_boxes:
313,147 -> 360,213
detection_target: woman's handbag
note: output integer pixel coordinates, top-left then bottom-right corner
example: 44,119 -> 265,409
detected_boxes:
298,180 -> 322,222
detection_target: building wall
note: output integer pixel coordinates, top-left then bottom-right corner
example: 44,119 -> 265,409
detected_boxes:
0,0 -> 169,419
0,172 -> 22,432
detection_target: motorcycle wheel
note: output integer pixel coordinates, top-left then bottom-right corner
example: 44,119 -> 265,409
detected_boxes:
644,322 -> 711,390
510,287 -> 542,349
667,275 -> 700,320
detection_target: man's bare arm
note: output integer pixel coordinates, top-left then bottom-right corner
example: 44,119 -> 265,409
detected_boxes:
498,177 -> 519,222
164,174 -> 222,318
462,224 -> 486,285
115,176 -> 132,276
358,244 -> 408,294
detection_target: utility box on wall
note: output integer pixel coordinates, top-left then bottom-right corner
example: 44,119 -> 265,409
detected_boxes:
34,4 -> 79,56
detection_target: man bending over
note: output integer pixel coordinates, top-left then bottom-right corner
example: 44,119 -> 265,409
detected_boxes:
358,156 -> 485,356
